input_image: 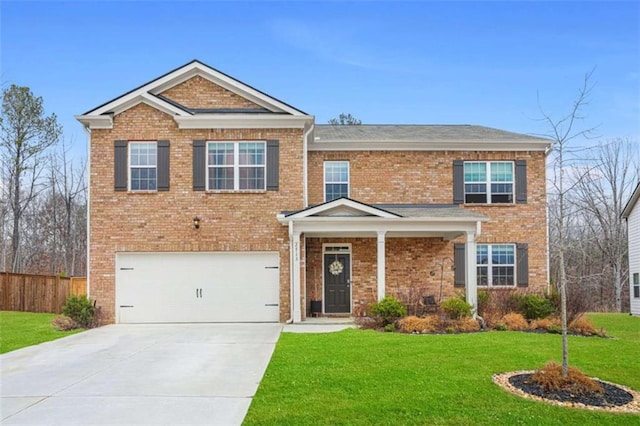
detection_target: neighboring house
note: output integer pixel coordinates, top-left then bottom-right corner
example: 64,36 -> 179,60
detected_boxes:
622,182 -> 640,316
76,60 -> 551,324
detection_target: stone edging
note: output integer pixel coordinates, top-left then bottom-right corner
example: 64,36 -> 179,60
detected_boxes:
492,371 -> 640,414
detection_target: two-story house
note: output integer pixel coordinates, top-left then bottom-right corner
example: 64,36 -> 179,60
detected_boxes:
76,60 -> 551,324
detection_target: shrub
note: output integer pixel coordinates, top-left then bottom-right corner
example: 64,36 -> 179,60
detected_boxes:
51,315 -> 79,331
547,324 -> 562,334
518,294 -> 555,320
384,323 -> 395,332
369,296 -> 407,326
568,315 -> 596,336
440,297 -> 472,319
532,362 -> 603,396
529,317 -> 560,332
493,323 -> 508,331
355,316 -> 380,330
398,315 -> 440,333
62,295 -> 95,328
450,318 -> 481,333
500,312 -> 528,331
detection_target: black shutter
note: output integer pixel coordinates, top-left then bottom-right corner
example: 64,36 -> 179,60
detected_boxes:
193,140 -> 206,191
114,140 -> 128,191
454,243 -> 466,287
517,243 -> 529,287
157,140 -> 170,191
515,160 -> 527,204
266,140 -> 280,191
453,160 -> 464,204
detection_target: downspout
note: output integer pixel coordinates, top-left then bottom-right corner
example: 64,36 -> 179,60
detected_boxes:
302,122 -> 314,208
82,124 -> 91,300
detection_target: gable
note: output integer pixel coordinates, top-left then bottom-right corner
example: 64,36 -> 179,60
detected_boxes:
159,75 -> 263,111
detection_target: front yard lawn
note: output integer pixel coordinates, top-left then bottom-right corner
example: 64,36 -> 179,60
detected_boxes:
244,313 -> 639,425
0,311 -> 83,354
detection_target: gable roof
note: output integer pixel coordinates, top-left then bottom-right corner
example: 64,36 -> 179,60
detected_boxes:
622,181 -> 640,219
76,59 -> 312,129
310,124 -> 552,152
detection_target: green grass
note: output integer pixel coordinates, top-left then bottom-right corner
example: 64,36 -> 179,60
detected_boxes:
0,311 -> 83,354
244,314 -> 640,425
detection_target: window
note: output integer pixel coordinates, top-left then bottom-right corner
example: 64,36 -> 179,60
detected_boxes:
464,161 -> 513,203
324,161 -> 349,202
477,244 -> 515,287
129,142 -> 157,191
634,273 -> 640,298
207,142 -> 265,190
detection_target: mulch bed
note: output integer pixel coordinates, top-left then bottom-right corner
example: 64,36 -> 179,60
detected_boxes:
493,371 -> 640,413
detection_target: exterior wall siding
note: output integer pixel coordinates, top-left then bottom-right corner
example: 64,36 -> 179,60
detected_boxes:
89,101 -> 303,323
628,203 -> 640,315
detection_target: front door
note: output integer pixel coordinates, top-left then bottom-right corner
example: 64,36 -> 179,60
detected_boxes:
324,252 -> 351,313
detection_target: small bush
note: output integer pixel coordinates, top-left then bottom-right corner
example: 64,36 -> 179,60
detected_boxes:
532,361 -> 603,396
384,323 -> 395,332
493,323 -> 508,331
518,294 -> 555,320
568,315 -> 596,336
450,318 -> 481,333
51,315 -> 79,331
440,297 -> 472,319
369,296 -> 407,326
62,295 -> 95,328
355,316 -> 380,330
397,315 -> 440,333
529,317 -> 560,331
547,324 -> 562,334
501,312 -> 528,331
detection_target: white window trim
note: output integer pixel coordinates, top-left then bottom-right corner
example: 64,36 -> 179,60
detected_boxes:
633,273 -> 640,298
128,141 -> 157,192
477,243 -> 516,287
206,141 -> 266,191
324,161 -> 350,202
464,161 -> 514,204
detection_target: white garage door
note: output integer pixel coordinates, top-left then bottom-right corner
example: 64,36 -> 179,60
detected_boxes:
115,252 -> 280,323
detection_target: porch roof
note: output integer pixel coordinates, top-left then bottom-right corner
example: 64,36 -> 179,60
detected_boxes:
277,198 -> 487,239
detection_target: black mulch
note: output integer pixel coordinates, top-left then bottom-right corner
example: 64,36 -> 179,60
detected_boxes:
509,374 -> 633,407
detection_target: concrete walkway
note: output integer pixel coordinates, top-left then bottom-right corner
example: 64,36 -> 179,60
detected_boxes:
283,317 -> 355,333
1,323 -> 281,425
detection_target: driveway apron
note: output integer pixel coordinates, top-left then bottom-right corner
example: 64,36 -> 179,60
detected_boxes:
1,323 -> 281,425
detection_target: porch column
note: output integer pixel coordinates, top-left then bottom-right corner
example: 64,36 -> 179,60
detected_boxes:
292,231 -> 302,323
377,231 -> 386,301
465,232 -> 478,312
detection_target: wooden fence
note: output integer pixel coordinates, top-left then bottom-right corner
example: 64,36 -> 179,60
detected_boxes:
0,272 -> 87,314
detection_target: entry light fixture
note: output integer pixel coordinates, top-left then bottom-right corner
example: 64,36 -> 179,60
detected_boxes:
193,216 -> 200,229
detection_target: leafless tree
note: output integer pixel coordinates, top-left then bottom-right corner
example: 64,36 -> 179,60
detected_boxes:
0,85 -> 61,272
540,69 -> 597,377
573,139 -> 637,312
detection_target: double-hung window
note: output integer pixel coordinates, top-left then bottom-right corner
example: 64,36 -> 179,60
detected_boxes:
324,161 -> 349,202
464,161 -> 513,203
207,141 -> 266,191
129,142 -> 157,191
634,273 -> 640,298
477,244 -> 515,287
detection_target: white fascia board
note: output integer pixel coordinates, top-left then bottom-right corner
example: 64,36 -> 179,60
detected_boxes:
308,140 -> 550,152
289,218 -> 479,234
174,114 -> 312,129
284,198 -> 400,219
111,93 -> 190,117
74,114 -> 113,129
622,182 -> 640,218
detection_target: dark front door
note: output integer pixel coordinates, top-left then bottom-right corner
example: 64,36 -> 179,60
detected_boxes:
324,253 -> 351,313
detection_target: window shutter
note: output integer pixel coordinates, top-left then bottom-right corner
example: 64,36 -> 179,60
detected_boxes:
266,140 -> 280,191
114,140 -> 128,191
454,243 -> 466,287
515,160 -> 527,204
453,160 -> 464,204
157,140 -> 170,191
517,243 -> 529,287
192,140 -> 206,191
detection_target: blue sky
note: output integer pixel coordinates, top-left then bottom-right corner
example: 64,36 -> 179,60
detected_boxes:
1,1 -> 638,161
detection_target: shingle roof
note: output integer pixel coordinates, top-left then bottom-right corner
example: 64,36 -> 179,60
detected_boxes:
373,204 -> 487,220
314,124 -> 549,143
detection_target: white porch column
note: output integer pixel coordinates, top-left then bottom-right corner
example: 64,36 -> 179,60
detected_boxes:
465,232 -> 478,312
292,231 -> 302,323
377,231 -> 386,301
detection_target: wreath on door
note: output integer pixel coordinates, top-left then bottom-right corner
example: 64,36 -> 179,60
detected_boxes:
329,259 -> 344,276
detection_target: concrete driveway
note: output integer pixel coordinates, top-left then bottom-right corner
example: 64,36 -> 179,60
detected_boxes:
1,323 -> 281,425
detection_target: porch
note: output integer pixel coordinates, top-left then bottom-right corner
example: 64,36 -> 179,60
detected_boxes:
277,198 -> 488,322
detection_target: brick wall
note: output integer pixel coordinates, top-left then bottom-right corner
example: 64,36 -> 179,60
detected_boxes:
89,102 -> 303,322
160,75 -> 261,110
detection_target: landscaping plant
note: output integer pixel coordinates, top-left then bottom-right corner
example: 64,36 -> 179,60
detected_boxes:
440,297 -> 472,319
368,296 -> 406,326
62,295 -> 95,328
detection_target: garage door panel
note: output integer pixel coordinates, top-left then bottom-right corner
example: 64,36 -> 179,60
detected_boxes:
116,252 -> 280,323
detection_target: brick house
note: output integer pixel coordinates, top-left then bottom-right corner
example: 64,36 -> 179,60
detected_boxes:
76,60 -> 551,324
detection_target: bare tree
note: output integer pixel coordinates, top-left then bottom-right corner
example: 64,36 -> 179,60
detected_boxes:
540,69 -> 597,377
573,139 -> 637,312
0,85 -> 62,272
328,113 -> 362,125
